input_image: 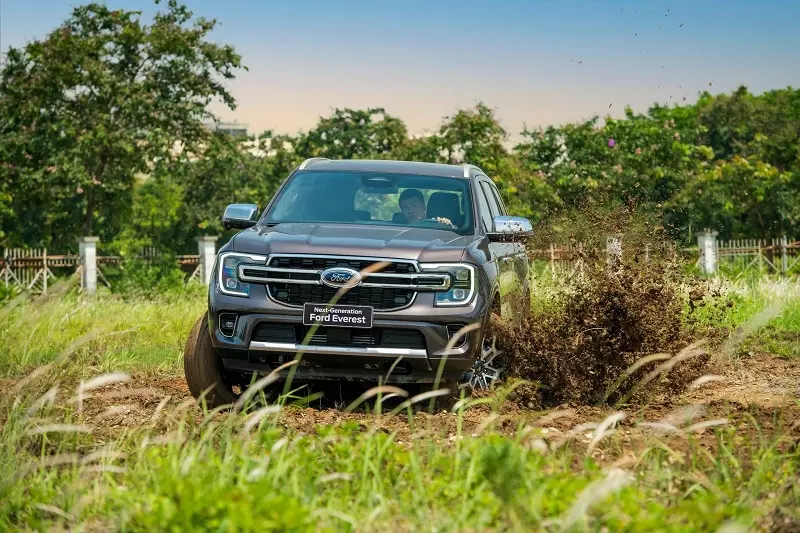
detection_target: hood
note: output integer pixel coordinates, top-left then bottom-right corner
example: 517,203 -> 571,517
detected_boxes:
231,223 -> 480,263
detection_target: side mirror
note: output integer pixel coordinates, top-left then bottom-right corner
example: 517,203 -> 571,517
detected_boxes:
488,216 -> 533,242
222,203 -> 259,230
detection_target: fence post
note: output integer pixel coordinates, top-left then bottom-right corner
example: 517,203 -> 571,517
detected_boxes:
78,236 -> 100,295
697,229 -> 718,275
196,236 -> 218,285
606,234 -> 623,272
42,248 -> 47,295
780,235 -> 788,275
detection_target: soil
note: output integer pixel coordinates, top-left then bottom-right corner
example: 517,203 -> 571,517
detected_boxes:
15,349 -> 796,459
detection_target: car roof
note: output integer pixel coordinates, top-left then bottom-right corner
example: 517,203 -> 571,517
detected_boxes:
297,158 -> 483,179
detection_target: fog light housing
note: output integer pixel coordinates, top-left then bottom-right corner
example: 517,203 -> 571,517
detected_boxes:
219,313 -> 238,337
446,324 -> 468,348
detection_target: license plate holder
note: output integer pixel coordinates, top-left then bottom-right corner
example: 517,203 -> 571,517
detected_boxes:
302,303 -> 373,329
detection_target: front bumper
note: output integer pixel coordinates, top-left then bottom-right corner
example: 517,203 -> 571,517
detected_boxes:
208,282 -> 491,384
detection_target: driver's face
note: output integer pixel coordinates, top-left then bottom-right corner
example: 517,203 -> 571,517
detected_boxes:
400,197 -> 425,223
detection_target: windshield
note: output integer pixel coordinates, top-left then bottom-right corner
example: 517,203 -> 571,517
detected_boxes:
265,171 -> 474,234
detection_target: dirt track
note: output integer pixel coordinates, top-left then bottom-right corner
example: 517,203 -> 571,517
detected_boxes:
58,351 -> 800,457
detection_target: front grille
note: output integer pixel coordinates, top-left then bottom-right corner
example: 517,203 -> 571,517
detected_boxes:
252,323 -> 425,350
264,255 -> 420,310
270,256 -> 415,274
268,283 -> 415,309
298,326 -> 378,346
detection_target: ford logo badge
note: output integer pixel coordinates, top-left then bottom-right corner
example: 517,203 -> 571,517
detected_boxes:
320,267 -> 362,289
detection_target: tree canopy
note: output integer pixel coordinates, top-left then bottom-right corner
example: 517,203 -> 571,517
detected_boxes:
0,0 -> 243,249
1,0 -> 798,253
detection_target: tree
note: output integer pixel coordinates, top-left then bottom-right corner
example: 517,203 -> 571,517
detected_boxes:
513,105 -> 716,239
152,131 -> 296,252
438,102 -> 508,175
391,133 -> 443,163
671,154 -> 799,238
294,108 -> 408,160
515,119 -> 609,208
0,0 -> 243,249
492,154 -> 561,224
693,86 -> 800,172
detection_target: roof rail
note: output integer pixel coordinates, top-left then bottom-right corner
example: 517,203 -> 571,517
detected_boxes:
298,157 -> 330,170
461,163 -> 484,178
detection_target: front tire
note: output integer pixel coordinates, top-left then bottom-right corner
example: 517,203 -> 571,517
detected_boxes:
183,312 -> 238,408
458,307 -> 507,393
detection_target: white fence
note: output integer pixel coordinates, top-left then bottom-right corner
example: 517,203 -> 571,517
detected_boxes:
2,232 -> 798,297
1,236 -> 216,296
528,233 -> 799,277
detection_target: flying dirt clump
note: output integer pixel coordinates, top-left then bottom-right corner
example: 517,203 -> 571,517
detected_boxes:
492,206 -> 709,408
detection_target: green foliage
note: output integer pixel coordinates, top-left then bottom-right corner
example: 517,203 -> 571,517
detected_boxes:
0,0 -> 798,251
114,176 -> 185,251
102,256 -> 188,297
0,289 -> 205,377
682,277 -> 800,360
166,132 -> 294,245
672,154 -> 798,237
0,280 -> 798,530
0,283 -> 18,302
295,107 -> 408,160
438,102 -> 508,170
0,0 -> 243,249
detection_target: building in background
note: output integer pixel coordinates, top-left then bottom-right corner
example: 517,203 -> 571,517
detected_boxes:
200,119 -> 267,157
205,120 -> 249,138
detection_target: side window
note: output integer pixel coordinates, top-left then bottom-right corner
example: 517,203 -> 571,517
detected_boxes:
474,182 -> 494,232
487,182 -> 507,216
480,181 -> 501,220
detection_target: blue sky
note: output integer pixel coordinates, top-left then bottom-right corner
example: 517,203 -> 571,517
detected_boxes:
2,0 -> 799,141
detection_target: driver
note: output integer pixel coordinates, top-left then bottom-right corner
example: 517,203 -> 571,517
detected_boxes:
398,188 -> 455,228
398,188 -> 426,223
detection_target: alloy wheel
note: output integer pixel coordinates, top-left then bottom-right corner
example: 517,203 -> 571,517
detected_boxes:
460,336 -> 505,391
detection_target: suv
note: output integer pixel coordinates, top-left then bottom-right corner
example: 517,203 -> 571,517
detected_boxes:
184,158 -> 532,406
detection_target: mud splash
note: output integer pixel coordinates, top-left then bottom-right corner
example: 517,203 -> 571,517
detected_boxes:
493,206 -> 709,408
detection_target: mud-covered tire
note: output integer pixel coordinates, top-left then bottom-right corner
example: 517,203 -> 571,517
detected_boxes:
183,312 -> 238,408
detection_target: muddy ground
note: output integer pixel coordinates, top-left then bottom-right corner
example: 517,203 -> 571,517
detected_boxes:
20,349 -> 795,463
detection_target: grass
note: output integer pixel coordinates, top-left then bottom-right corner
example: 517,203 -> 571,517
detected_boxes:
680,277 -> 800,360
0,285 -> 206,379
2,374 -> 799,531
1,276 -> 799,531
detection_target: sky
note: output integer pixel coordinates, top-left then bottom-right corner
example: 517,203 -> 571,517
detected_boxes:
2,0 -> 799,142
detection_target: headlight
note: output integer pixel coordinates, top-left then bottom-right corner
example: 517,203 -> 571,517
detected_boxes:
420,263 -> 476,306
217,252 -> 268,297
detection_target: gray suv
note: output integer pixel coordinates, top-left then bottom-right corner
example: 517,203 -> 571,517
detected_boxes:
184,158 -> 532,406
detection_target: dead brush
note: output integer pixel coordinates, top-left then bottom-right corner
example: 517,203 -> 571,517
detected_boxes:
490,209 -> 710,408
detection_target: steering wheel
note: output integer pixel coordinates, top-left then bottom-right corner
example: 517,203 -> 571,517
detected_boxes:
418,217 -> 456,229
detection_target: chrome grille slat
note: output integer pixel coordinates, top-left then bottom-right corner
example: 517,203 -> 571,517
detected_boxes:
261,254 -> 428,311
238,264 -> 451,291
